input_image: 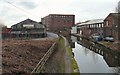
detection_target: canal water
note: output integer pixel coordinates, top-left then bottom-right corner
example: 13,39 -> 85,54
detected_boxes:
71,36 -> 118,73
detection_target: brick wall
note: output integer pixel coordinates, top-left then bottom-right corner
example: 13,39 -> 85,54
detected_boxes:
104,13 -> 120,42
41,14 -> 75,32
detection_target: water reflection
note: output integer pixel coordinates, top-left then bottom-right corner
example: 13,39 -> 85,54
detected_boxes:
84,47 -> 89,56
73,42 -> 115,73
92,51 -> 99,62
76,36 -> 119,67
70,36 -> 119,73
62,33 -> 119,73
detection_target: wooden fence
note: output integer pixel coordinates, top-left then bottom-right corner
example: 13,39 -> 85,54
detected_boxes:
31,42 -> 57,74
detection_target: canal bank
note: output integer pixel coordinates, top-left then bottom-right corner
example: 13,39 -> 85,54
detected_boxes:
71,33 -> 120,52
71,35 -> 119,73
40,36 -> 79,73
61,36 -> 79,73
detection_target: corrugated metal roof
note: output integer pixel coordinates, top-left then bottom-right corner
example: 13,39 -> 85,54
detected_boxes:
77,19 -> 104,26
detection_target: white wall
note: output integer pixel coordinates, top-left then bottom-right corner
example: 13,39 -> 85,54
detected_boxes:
71,26 -> 77,34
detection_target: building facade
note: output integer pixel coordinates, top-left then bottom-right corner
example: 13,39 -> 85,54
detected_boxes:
71,26 -> 77,34
104,13 -> 120,42
2,26 -> 12,39
41,14 -> 75,32
77,19 -> 104,37
11,19 -> 46,38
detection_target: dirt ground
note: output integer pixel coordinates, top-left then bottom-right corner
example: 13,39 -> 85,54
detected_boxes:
99,42 -> 120,52
2,39 -> 54,74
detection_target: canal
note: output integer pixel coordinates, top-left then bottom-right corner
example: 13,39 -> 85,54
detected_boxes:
71,36 -> 118,73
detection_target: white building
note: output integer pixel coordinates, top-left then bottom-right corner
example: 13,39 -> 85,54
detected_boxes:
71,26 -> 77,34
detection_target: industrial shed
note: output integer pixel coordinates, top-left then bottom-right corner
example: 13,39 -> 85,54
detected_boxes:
10,19 -> 46,39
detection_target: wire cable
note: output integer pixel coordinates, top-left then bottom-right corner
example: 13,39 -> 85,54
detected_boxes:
3,0 -> 41,19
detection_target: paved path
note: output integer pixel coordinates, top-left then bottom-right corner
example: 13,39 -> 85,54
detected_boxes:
63,36 -> 72,73
33,32 -> 58,40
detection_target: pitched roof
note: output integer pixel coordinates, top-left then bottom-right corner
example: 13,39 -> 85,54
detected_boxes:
104,13 -> 120,20
11,18 -> 40,27
111,13 -> 120,18
77,19 -> 104,26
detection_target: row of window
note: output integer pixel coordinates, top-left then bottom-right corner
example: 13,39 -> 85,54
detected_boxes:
58,20 -> 73,22
79,23 -> 104,28
49,15 -> 73,18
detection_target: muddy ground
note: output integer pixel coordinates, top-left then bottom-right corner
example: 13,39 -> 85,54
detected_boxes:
2,39 -> 54,74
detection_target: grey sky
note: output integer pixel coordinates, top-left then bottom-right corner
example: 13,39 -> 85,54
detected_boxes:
0,0 -> 119,27
19,1 -> 37,9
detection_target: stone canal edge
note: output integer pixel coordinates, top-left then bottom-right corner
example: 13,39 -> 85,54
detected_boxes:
62,36 -> 80,73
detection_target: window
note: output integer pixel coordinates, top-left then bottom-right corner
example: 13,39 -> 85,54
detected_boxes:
90,25 -> 91,28
89,25 -> 90,28
23,24 -> 34,28
96,24 -> 98,28
91,25 -> 93,28
97,24 -> 99,28
100,24 -> 102,28
99,24 -> 101,27
102,24 -> 103,27
91,25 -> 92,28
106,21 -> 109,26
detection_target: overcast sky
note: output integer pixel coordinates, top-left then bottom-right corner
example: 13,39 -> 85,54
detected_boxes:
0,0 -> 119,27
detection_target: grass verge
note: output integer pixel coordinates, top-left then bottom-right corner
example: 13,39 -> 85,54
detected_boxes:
57,37 -> 65,73
66,38 -> 80,73
57,36 -> 80,73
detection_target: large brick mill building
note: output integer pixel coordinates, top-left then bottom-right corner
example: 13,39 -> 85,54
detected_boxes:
41,14 -> 75,33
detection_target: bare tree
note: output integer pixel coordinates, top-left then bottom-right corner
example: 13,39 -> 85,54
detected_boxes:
115,1 -> 120,13
114,1 -> 120,75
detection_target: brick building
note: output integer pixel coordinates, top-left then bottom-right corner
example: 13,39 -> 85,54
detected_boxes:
41,14 -> 75,33
103,13 -> 120,42
2,27 -> 12,39
77,19 -> 104,37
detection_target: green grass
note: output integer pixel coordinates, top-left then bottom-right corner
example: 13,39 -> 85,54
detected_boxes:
69,46 -> 79,73
57,37 -> 65,73
57,37 -> 79,73
66,40 -> 79,73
